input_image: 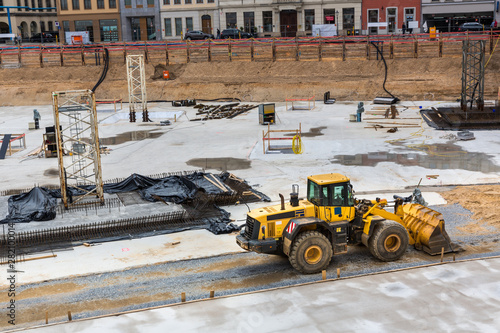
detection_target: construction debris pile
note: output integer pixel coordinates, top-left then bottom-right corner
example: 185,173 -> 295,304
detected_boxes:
191,103 -> 258,121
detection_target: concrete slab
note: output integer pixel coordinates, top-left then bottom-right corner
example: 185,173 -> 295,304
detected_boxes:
20,257 -> 500,332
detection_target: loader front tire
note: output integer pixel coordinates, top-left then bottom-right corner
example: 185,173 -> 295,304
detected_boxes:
368,220 -> 409,262
289,231 -> 333,274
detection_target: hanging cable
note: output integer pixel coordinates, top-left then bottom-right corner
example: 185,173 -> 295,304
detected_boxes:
370,41 -> 399,102
91,48 -> 109,93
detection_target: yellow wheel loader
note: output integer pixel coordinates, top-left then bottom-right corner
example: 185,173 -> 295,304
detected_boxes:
236,173 -> 461,274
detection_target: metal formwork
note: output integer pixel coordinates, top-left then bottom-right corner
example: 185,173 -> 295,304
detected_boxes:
52,90 -> 104,208
126,55 -> 148,122
460,40 -> 485,112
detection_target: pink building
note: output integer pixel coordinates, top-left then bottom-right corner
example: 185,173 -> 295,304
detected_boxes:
362,0 -> 421,35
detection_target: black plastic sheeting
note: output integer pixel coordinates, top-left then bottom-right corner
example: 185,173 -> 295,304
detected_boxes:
1,172 -> 254,235
2,187 -> 57,223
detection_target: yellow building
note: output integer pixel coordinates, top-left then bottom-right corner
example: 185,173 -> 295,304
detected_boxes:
57,0 -> 121,42
0,0 -> 57,40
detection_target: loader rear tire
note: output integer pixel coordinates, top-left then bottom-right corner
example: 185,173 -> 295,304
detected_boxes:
289,231 -> 333,274
368,220 -> 409,262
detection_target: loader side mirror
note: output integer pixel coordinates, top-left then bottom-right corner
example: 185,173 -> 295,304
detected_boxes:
261,226 -> 266,240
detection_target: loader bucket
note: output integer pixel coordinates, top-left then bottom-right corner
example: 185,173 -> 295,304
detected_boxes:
402,203 -> 462,255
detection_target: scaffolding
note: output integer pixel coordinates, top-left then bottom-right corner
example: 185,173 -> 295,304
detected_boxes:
52,90 -> 104,208
460,40 -> 485,112
126,54 -> 148,122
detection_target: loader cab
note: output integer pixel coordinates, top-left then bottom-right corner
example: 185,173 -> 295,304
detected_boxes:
307,173 -> 355,223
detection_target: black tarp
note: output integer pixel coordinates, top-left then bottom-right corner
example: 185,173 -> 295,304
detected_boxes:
2,187 -> 57,223
140,176 -> 199,203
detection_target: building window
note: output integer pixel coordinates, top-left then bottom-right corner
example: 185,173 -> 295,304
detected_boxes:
38,0 -> 43,11
387,7 -> 397,33
185,0 -> 191,3
186,17 -> 193,32
48,21 -> 53,31
304,9 -> 314,31
97,0 -> 104,9
243,12 -> 254,33
85,0 -> 91,9
124,0 -> 131,7
226,12 -> 236,28
109,0 -> 116,8
147,0 -> 153,6
163,0 -> 169,4
24,0 -> 29,11
17,0 -> 21,8
46,0 -> 51,11
135,0 -> 142,8
41,21 -> 46,31
343,8 -> 354,31
31,0 -> 35,9
174,0 -> 180,4
63,20 -> 69,32
323,9 -> 336,24
175,17 -> 182,36
263,11 -> 272,32
72,0 -> 79,10
207,0 -> 213,2
100,19 -> 118,41
164,18 -> 172,36
368,9 -> 378,35
196,0 -> 202,3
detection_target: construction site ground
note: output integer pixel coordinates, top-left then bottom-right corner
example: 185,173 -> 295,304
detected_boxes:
1,96 -> 500,329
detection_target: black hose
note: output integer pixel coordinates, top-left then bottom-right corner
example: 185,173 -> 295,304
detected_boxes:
91,48 -> 109,93
370,42 -> 399,102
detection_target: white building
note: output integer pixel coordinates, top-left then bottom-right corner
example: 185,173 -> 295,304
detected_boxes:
160,0 -> 362,40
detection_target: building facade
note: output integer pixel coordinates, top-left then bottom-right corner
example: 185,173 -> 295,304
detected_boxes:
120,0 -> 161,41
57,0 -> 121,42
159,0 -> 218,40
362,0 -> 421,35
0,0 -> 57,39
421,0 -> 496,32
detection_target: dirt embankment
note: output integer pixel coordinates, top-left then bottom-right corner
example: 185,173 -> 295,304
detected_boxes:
1,53 -> 499,106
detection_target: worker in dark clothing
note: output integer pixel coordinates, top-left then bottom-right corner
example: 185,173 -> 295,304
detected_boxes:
33,109 -> 41,129
402,23 -> 406,35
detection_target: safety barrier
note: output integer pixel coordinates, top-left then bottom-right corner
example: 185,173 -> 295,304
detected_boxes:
263,123 -> 302,154
0,31 -> 498,68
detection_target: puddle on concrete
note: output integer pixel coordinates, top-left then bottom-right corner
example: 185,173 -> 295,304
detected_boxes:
285,126 -> 326,138
186,158 -> 251,171
331,143 -> 500,173
43,168 -> 59,177
99,131 -> 163,145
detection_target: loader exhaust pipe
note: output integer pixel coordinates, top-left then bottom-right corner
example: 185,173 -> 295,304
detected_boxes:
279,193 -> 285,210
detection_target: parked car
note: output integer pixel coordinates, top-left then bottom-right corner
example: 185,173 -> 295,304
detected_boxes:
184,30 -> 214,40
458,22 -> 484,32
220,29 -> 253,39
30,32 -> 56,43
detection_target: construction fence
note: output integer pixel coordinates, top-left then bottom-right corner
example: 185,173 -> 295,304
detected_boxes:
0,31 -> 498,68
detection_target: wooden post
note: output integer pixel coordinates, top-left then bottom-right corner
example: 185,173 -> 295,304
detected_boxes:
67,311 -> 72,321
81,44 -> 85,65
165,42 -> 169,65
39,45 -> 44,68
390,37 -> 394,59
318,37 -> 322,61
210,290 -> 214,298
208,39 -> 212,62
272,38 -> 276,61
295,36 -> 299,61
181,292 -> 186,302
60,44 -> 64,66
228,39 -> 232,62
440,247 -> 444,262
45,311 -> 48,324
322,270 -> 326,280
144,42 -> 149,64
366,35 -> 370,60
251,39 -> 254,61
453,253 -> 456,262
490,29 -> 494,54
186,40 -> 190,63
414,37 -> 418,58
336,268 -> 340,278
342,36 -> 346,61
262,129 -> 265,154
0,48 -> 3,65
123,42 -> 127,64
438,37 -> 443,57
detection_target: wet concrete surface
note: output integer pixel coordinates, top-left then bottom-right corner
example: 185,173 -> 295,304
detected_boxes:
285,126 -> 327,137
186,157 -> 251,171
331,142 -> 500,173
99,131 -> 164,146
